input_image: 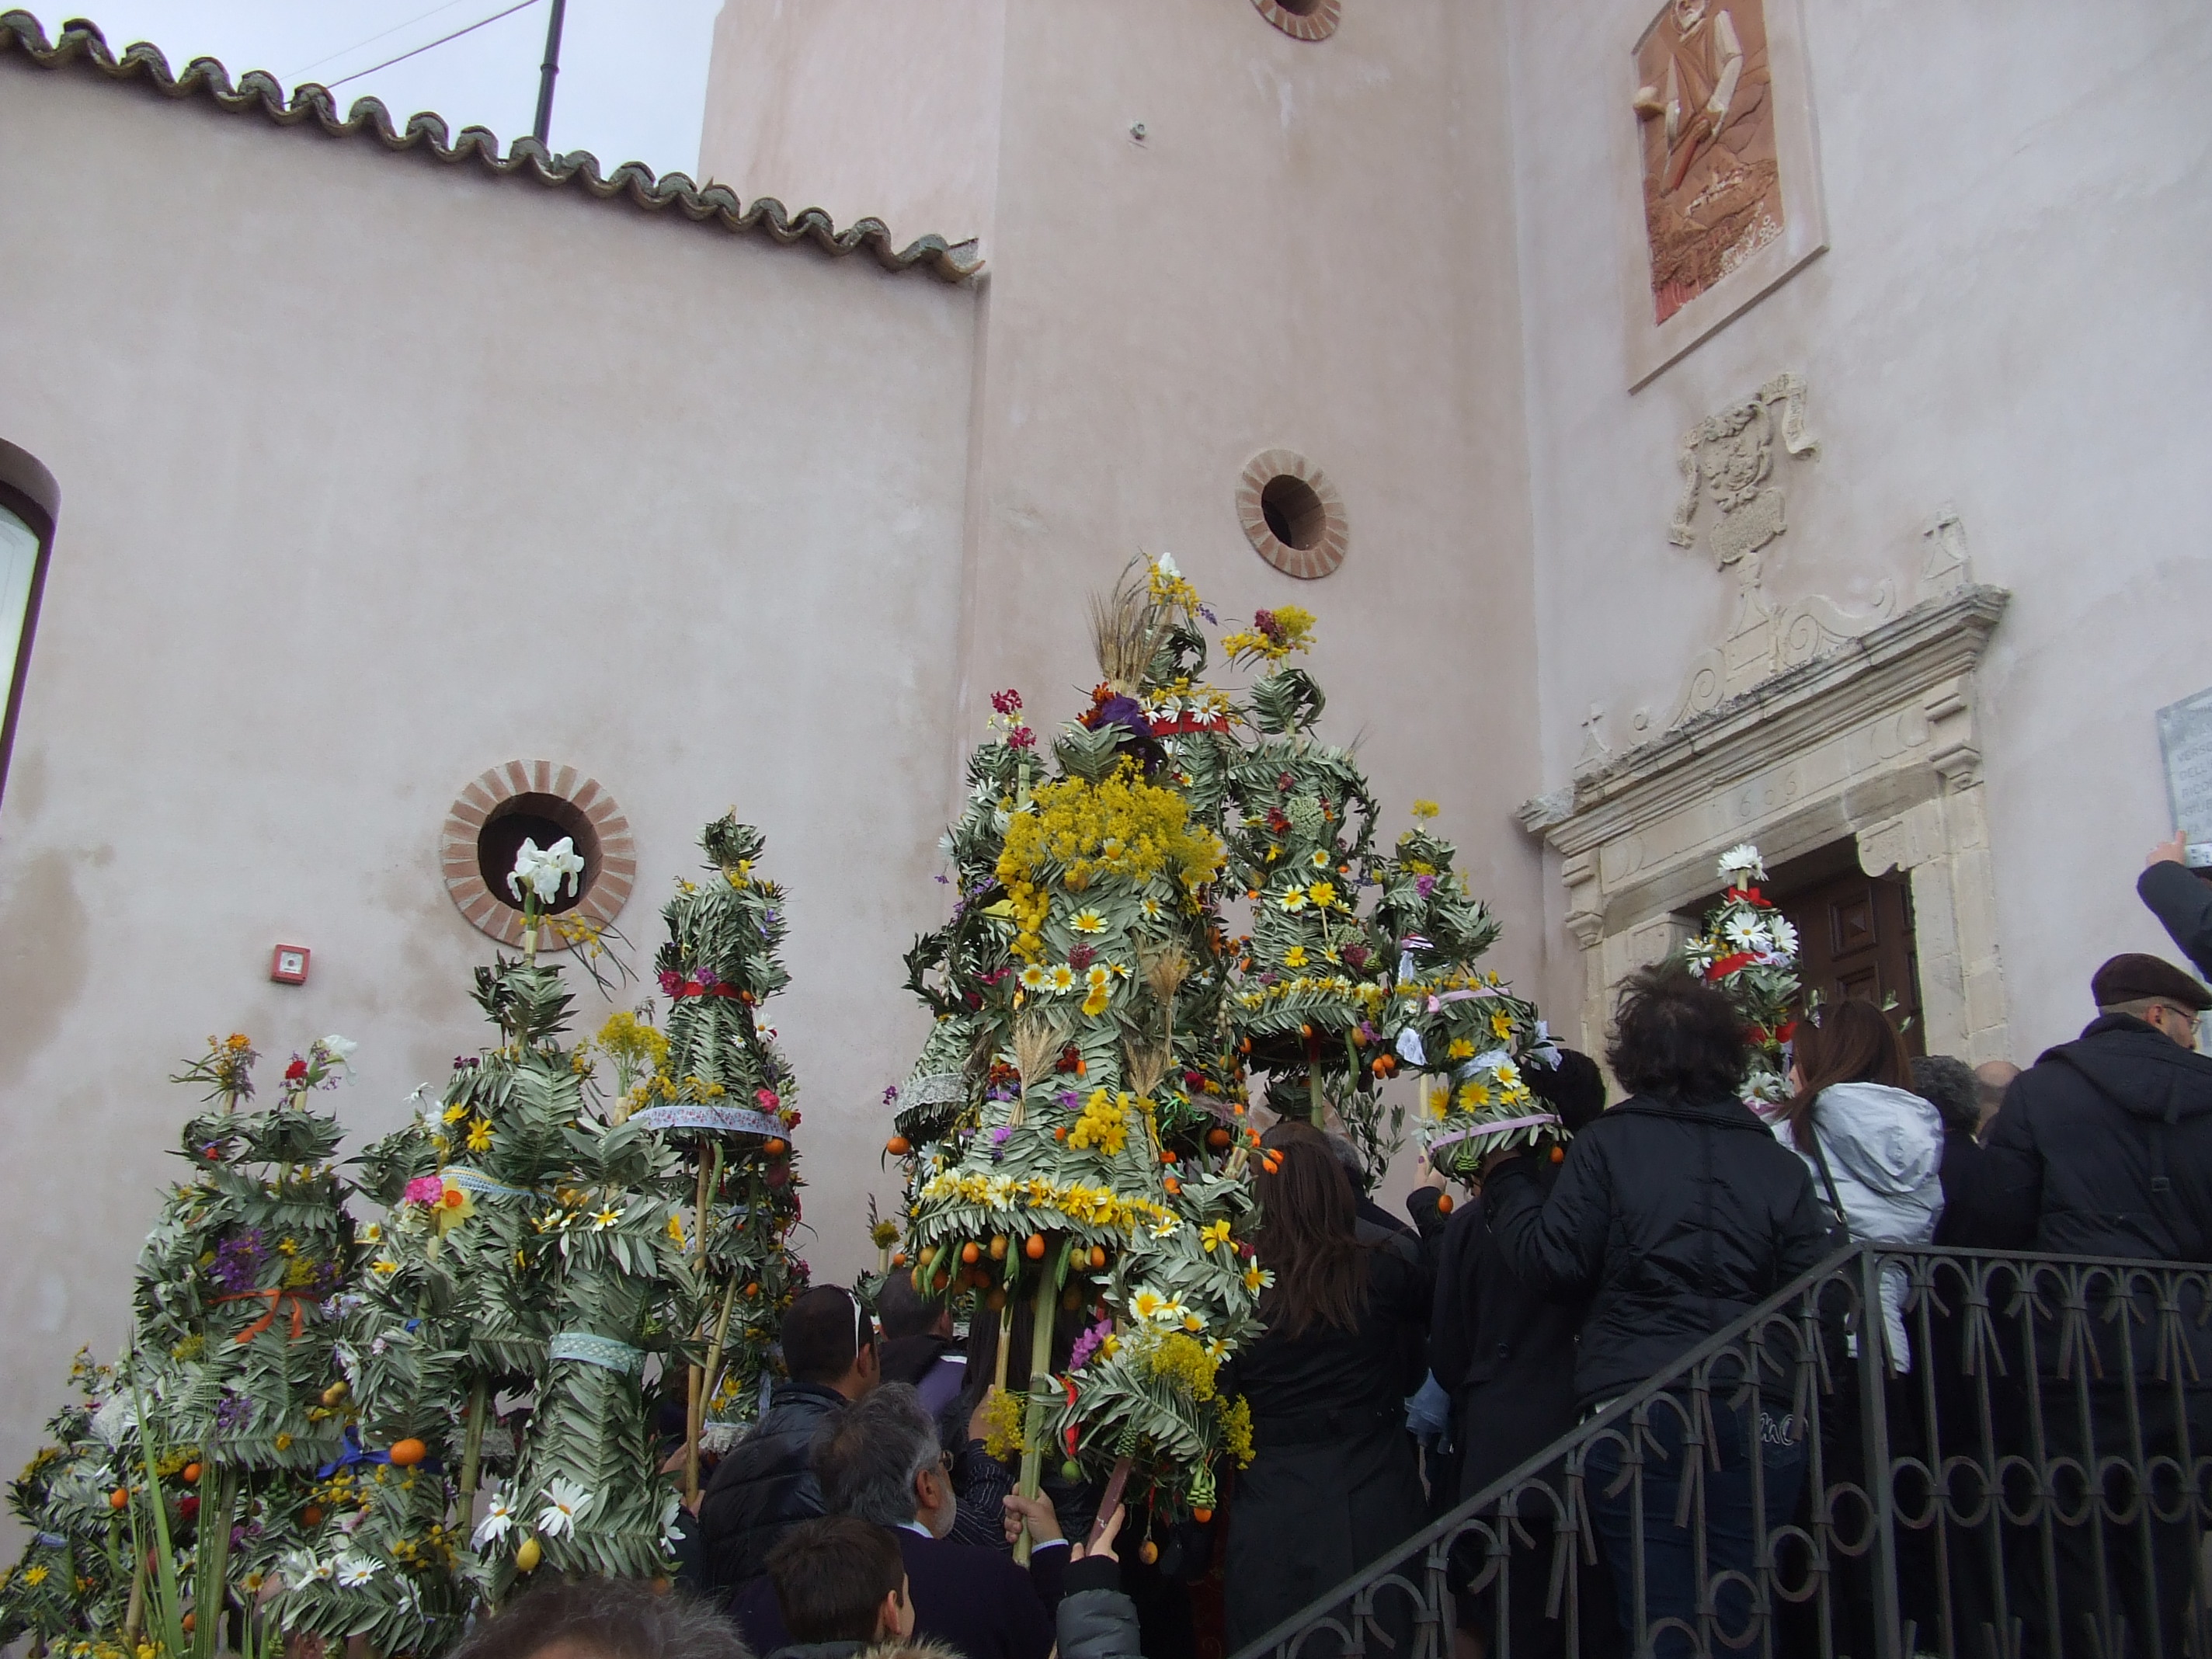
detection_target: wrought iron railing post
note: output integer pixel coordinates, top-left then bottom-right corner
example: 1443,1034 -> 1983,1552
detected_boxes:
1857,1246 -> 1906,1659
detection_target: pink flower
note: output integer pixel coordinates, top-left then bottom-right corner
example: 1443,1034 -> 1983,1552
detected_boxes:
756,1088 -> 780,1112
403,1175 -> 444,1205
657,969 -> 681,995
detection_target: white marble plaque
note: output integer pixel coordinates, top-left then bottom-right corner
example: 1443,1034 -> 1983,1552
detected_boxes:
2157,685 -> 2212,862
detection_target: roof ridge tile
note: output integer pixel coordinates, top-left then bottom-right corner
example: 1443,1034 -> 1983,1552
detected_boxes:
1,9 -> 983,282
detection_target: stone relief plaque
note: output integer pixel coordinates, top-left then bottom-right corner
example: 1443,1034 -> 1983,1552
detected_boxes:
1616,0 -> 1828,388
2157,685 -> 2212,861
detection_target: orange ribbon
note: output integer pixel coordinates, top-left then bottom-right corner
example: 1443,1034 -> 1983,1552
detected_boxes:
214,1288 -> 310,1344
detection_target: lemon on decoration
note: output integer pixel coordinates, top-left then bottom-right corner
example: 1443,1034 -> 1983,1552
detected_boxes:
387,1438 -> 428,1468
515,1536 -> 543,1573
989,1235 -> 1009,1260
321,1381 -> 348,1406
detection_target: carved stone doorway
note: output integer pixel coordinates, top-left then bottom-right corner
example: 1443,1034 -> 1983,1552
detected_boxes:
1522,584 -> 2012,1069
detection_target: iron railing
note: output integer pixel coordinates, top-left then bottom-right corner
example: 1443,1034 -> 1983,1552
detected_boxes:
1229,1243 -> 2212,1659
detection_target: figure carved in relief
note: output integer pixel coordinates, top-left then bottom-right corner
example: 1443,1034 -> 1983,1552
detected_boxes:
1631,0 -> 1784,324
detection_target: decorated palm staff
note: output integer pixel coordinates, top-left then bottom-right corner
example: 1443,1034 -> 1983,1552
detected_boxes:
1675,843 -> 1801,1104
1221,608 -> 1396,1160
1372,807 -> 1563,1175
133,1035 -> 360,1659
899,557 -> 1269,1554
624,816 -> 809,1501
0,1353 -> 138,1659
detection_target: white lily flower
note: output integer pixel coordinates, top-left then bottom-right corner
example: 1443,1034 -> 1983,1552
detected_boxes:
537,1477 -> 594,1539
508,837 -> 586,905
319,1035 -> 359,1068
472,1487 -> 516,1549
1154,551 -> 1181,578
335,1556 -> 379,1588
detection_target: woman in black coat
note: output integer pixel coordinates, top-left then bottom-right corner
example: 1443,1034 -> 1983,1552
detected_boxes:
1483,966 -> 1837,1659
1222,1122 -> 1432,1655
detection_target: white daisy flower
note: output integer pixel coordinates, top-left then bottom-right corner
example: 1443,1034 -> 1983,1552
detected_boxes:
1723,915 -> 1767,951
334,1556 -> 377,1588
1767,916 -> 1800,957
537,1478 -> 594,1539
471,1487 -> 516,1549
1717,843 -> 1766,879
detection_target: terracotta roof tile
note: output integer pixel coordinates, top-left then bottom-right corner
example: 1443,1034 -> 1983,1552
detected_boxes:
0,11 -> 983,283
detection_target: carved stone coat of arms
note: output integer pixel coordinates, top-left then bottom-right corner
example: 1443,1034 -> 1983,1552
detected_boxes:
1668,370 -> 1817,572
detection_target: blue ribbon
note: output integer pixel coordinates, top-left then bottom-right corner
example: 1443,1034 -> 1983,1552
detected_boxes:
316,1424 -> 445,1479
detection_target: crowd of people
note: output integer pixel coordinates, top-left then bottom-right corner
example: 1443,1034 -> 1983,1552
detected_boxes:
447,839 -> 2212,1659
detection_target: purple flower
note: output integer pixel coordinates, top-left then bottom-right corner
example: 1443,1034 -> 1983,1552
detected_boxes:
991,1126 -> 1013,1145
694,966 -> 719,989
1415,875 -> 1437,898
214,1393 -> 252,1435
1198,603 -> 1218,625
935,874 -> 950,885
1056,1090 -> 1080,1109
210,1230 -> 268,1295
1069,1317 -> 1113,1371
882,1085 -> 901,1106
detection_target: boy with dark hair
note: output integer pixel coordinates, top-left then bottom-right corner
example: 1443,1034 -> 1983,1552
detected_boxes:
764,1516 -> 914,1659
700,1285 -> 880,1591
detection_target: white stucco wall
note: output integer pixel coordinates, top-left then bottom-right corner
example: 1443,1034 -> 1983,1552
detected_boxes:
0,56 -> 976,1479
1508,0 -> 2212,1057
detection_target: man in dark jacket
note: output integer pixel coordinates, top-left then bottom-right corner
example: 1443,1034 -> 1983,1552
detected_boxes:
875,1271 -> 966,1417
1483,967 -> 1837,1659
1954,951 -> 2212,1659
698,1285 -> 879,1593
729,1383 -> 1066,1659
2142,833 -> 2212,979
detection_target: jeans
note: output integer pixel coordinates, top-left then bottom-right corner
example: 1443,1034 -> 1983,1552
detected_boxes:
1584,1394 -> 1806,1658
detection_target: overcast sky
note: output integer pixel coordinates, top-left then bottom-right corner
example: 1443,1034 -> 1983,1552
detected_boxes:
30,0 -> 722,179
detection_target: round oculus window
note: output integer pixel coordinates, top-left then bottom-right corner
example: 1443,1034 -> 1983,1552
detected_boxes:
1252,0 -> 1341,40
441,760 -> 635,948
1238,450 -> 1348,579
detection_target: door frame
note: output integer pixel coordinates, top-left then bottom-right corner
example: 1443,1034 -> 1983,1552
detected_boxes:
1521,584 -> 2011,1066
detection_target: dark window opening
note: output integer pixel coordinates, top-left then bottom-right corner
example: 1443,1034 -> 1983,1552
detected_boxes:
477,792 -> 601,914
1261,474 -> 1327,551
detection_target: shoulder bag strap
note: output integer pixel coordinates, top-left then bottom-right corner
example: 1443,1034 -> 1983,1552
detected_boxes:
1802,1113 -> 1854,1240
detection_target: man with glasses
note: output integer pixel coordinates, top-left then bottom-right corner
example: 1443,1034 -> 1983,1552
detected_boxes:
699,1285 -> 880,1594
1955,951 -> 2212,1658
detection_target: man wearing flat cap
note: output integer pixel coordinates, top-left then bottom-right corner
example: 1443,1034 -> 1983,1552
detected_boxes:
1957,951 -> 2212,1658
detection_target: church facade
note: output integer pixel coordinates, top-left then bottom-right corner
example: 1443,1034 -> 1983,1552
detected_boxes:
1,0 -> 2207,1493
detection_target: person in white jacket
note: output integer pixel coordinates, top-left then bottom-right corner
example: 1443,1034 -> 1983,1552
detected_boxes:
1768,998 -> 1945,1369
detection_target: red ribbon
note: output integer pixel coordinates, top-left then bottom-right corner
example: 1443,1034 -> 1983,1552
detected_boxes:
215,1288 -> 310,1344
1724,886 -> 1766,906
671,983 -> 741,1001
1704,951 -> 1757,981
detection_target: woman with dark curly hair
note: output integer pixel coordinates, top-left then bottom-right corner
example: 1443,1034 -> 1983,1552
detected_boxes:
1483,965 -> 1837,1659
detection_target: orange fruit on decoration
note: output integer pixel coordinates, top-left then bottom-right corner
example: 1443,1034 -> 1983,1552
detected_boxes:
108,1489 -> 128,1511
182,1613 -> 196,1636
1193,1507 -> 1214,1525
1207,1128 -> 1232,1149
1024,1235 -> 1046,1261
764,1139 -> 788,1156
961,1241 -> 981,1264
989,1235 -> 1009,1260
181,1462 -> 201,1485
1437,1195 -> 1455,1216
1088,1245 -> 1107,1269
1551,1145 -> 1567,1164
886,1136 -> 911,1156
1163,1177 -> 1181,1196
388,1438 -> 428,1468
303,1505 -> 324,1527
1140,1541 -> 1160,1565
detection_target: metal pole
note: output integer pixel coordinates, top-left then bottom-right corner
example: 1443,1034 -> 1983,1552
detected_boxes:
531,0 -> 566,148
1857,1247 -> 1905,1659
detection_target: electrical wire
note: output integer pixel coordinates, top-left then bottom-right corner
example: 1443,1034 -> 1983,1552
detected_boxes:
288,0 -> 479,81
322,0 -> 541,91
